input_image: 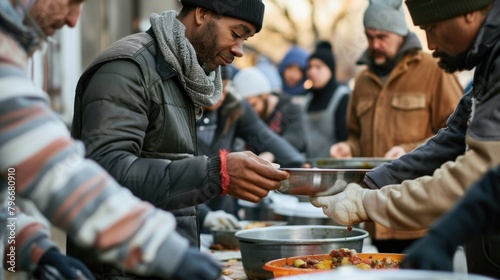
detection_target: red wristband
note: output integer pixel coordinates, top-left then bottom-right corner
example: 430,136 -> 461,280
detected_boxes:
219,149 -> 230,196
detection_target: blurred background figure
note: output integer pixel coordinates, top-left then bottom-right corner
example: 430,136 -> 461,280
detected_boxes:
197,66 -> 305,225
256,55 -> 283,94
232,67 -> 308,157
327,0 -> 462,254
278,45 -> 310,100
303,41 -> 350,159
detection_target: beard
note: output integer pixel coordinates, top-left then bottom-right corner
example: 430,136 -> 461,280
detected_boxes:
433,50 -> 468,73
191,20 -> 221,73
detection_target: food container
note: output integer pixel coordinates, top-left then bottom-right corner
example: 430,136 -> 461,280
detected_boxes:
263,253 -> 405,278
307,158 -> 391,169
211,220 -> 287,249
274,201 -> 339,226
276,268 -> 496,280
278,168 -> 370,197
234,225 -> 369,280
238,192 -> 299,221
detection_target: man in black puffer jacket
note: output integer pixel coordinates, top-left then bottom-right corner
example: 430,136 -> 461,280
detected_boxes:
70,1 -> 290,279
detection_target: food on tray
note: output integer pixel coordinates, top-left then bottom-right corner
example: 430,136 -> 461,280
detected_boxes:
243,221 -> 269,229
288,248 -> 401,270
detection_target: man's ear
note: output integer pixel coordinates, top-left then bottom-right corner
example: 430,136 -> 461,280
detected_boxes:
194,7 -> 210,26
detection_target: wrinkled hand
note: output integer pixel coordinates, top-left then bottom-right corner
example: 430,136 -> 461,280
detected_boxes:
226,151 -> 289,203
329,142 -> 352,158
384,146 -> 406,159
258,151 -> 275,163
173,248 -> 222,280
34,249 -> 94,280
203,210 -> 240,230
401,233 -> 454,271
310,183 -> 368,225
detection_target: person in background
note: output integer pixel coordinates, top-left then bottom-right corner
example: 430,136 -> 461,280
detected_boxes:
312,0 -> 500,276
71,1 -> 290,278
232,67 -> 308,157
325,0 -> 462,254
278,45 -> 309,98
198,66 -> 305,224
402,165 -> 500,272
0,0 -> 222,279
304,41 -> 350,159
256,55 -> 283,93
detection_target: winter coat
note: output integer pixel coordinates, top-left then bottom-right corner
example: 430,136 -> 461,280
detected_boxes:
71,31 -> 223,277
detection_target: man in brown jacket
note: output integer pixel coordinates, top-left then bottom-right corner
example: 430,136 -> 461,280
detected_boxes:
329,0 -> 462,253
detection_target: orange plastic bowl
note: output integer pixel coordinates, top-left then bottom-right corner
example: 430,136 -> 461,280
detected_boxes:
263,253 -> 406,278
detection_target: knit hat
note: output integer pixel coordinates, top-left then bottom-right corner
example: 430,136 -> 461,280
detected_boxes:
180,0 -> 265,32
256,55 -> 283,93
363,0 -> 409,36
232,67 -> 272,99
406,0 -> 495,26
309,41 -> 336,75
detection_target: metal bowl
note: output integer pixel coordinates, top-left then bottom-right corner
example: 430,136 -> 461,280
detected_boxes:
211,220 -> 287,249
278,168 -> 369,197
235,225 -> 369,280
307,157 -> 391,169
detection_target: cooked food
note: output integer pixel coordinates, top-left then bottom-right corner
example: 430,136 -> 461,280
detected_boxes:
243,221 -> 269,229
288,248 -> 400,270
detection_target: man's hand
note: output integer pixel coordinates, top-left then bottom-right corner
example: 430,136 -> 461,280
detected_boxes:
34,249 -> 94,280
310,183 -> 369,225
203,210 -> 240,230
384,146 -> 406,159
329,142 -> 352,158
226,151 -> 289,202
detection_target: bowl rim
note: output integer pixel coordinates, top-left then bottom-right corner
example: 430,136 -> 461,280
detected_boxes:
234,225 -> 369,243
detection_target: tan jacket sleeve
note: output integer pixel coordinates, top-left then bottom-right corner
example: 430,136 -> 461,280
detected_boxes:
363,135 -> 500,230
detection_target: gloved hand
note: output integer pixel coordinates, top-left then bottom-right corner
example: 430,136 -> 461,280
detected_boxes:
34,249 -> 94,280
310,183 -> 368,225
401,232 -> 454,271
172,248 -> 222,280
203,210 -> 240,230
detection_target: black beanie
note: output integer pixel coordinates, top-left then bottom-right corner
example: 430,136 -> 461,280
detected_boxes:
180,0 -> 265,32
406,0 -> 495,26
309,41 -> 336,75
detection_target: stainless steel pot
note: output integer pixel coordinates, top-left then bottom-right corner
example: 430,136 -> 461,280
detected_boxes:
235,225 -> 369,280
308,157 -> 391,169
211,220 -> 287,248
278,168 -> 369,196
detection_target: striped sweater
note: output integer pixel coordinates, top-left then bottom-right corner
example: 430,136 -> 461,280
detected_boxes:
0,66 -> 189,277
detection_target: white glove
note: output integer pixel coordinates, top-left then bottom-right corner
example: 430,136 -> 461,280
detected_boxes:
310,183 -> 369,225
203,210 -> 240,230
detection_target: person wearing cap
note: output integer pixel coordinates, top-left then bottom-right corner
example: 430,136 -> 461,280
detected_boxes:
324,0 -> 463,253
1,0 -> 227,280
303,40 -> 351,159
232,67 -> 308,157
197,66 -> 305,225
70,1 -> 291,279
278,46 -> 310,98
311,0 -> 500,274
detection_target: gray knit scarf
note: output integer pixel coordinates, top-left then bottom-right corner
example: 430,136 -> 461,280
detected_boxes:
150,11 -> 222,118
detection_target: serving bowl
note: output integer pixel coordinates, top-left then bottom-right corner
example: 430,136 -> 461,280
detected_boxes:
234,225 -> 369,280
278,168 -> 369,197
307,157 -> 391,169
211,220 -> 287,249
263,252 -> 405,278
